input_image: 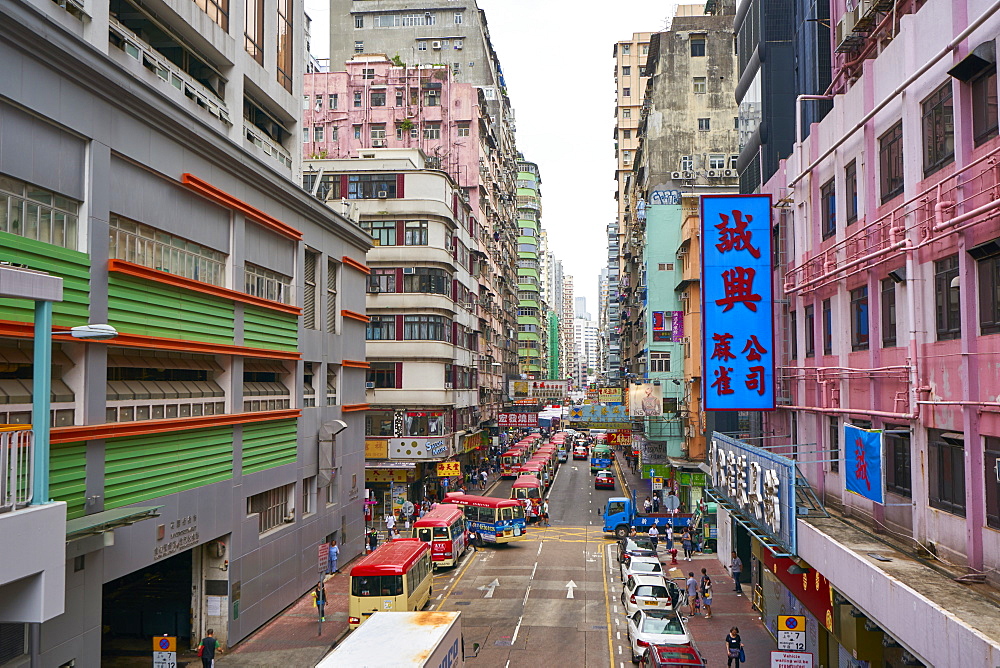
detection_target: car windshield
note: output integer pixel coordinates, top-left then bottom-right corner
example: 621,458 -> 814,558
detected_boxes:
632,561 -> 661,574
635,585 -> 668,598
630,537 -> 654,550
641,611 -> 684,635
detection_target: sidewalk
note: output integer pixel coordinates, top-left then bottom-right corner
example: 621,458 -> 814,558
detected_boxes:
612,450 -> 776,665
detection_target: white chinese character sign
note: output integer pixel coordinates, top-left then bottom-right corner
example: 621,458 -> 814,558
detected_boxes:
701,195 -> 775,411
709,432 -> 797,554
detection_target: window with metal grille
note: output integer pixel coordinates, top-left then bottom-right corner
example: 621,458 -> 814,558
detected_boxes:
327,259 -> 338,333
304,249 -> 319,329
247,484 -> 293,534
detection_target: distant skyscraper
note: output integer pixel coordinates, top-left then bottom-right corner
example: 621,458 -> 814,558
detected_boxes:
575,297 -> 590,320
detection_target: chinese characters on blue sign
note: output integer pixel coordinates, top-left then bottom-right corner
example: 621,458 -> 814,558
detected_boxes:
701,195 -> 775,411
844,424 -> 885,504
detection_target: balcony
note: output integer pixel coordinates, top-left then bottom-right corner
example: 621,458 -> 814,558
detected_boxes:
245,124 -> 293,169
0,427 -> 32,513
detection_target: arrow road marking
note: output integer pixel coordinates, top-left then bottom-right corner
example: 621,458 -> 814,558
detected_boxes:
565,580 -> 578,599
478,578 -> 500,598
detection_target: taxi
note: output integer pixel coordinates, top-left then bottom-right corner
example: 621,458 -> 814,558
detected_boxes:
638,642 -> 707,667
572,445 -> 588,460
595,470 -> 616,490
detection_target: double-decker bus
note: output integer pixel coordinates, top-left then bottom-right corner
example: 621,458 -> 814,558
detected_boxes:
348,539 -> 432,628
510,474 -> 543,518
442,493 -> 526,544
413,505 -> 468,568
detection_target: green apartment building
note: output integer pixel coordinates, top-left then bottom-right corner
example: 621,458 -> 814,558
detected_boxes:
516,160 -> 544,379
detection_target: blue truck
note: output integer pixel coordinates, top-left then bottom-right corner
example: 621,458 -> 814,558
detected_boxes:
602,490 -> 694,539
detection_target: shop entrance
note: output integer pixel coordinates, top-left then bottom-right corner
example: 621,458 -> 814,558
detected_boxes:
101,550 -> 193,661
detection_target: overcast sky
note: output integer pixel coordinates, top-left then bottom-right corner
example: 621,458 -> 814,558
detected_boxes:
304,0 -> 679,312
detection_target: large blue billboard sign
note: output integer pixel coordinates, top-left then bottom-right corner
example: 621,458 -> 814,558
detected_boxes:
709,432 -> 797,555
701,195 -> 775,411
844,424 -> 885,504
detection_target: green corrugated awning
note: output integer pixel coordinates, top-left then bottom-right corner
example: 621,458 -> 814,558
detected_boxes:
65,506 -> 162,540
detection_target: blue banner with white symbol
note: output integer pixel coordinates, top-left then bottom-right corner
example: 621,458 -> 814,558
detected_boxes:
844,424 -> 884,504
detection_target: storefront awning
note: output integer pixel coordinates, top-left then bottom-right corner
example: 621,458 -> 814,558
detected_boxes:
65,506 -> 162,540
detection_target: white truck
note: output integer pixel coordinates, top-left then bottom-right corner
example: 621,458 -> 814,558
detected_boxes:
315,611 -> 471,668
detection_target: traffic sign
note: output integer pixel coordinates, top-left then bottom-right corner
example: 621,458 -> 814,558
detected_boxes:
318,543 -> 329,573
652,477 -> 664,491
153,651 -> 177,668
770,650 -> 812,668
777,615 -> 805,631
777,630 -> 806,651
153,637 -> 176,652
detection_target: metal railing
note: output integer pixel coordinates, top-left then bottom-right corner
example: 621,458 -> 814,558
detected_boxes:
0,427 -> 33,513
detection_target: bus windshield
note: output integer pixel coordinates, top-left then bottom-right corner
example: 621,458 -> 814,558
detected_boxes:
417,528 -> 432,542
351,575 -> 403,597
432,527 -> 449,539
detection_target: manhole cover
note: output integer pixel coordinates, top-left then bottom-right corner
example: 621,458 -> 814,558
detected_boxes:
494,640 -> 513,646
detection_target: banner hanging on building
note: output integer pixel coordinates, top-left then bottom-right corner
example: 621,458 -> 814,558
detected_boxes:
509,380 -> 569,400
629,383 -> 664,417
701,195 -> 775,411
568,404 -> 629,422
844,424 -> 885,504
497,412 -> 539,428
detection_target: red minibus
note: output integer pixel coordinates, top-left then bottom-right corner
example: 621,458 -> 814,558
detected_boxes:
413,505 -> 468,568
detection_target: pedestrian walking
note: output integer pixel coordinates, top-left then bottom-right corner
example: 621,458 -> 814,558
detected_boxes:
652,495 -> 660,513
665,524 -> 674,550
312,581 -> 327,622
730,552 -> 744,594
643,496 -> 652,514
480,470 -> 488,490
725,627 -> 744,667
385,513 -> 396,535
541,499 -> 550,527
682,529 -> 693,561
685,572 -> 699,618
700,568 -> 713,618
648,525 -> 659,553
197,628 -> 219,668
368,528 -> 378,553
327,539 -> 340,574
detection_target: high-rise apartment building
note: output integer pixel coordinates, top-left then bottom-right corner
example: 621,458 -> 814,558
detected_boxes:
516,158 -> 544,379
0,0 -> 369,664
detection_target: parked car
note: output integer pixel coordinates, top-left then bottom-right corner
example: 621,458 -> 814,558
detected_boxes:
595,470 -> 616,490
621,555 -> 665,583
617,536 -> 656,563
621,574 -> 680,616
638,642 -> 707,667
626,609 -> 691,663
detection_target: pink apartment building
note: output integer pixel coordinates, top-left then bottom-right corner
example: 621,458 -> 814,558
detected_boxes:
760,0 -> 1000,663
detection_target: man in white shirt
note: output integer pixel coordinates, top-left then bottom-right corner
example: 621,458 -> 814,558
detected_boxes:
385,513 -> 396,537
648,525 -> 659,553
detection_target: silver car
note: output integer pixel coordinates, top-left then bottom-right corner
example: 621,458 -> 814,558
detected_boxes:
620,555 -> 664,583
625,608 -> 691,663
620,573 -> 679,616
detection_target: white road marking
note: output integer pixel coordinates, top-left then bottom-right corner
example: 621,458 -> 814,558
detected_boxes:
522,586 -> 531,606
613,605 -> 618,613
530,562 -> 538,578
614,618 -> 620,627
436,594 -> 443,600
537,542 -> 543,556
512,615 -> 524,643
617,645 -> 622,655
478,578 -> 500,598
565,580 -> 577,599
616,631 -> 620,640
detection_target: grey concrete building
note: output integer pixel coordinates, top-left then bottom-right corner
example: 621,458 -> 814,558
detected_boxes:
0,0 -> 370,665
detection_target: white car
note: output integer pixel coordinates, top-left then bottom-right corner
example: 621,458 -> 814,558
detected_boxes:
620,555 -> 664,583
625,608 -> 691,663
620,574 -> 680,616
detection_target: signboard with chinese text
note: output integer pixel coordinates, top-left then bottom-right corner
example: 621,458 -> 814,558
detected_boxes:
598,387 -> 623,404
701,195 -> 775,411
497,412 -> 539,428
365,439 -> 388,459
436,461 -> 461,477
605,429 -> 632,446
568,404 -> 629,422
628,384 -> 663,417
709,432 -> 797,555
844,424 -> 885,504
364,469 -> 409,483
672,311 -> 684,340
509,380 -> 569,400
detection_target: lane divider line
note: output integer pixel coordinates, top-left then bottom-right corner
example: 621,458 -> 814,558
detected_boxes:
434,549 -> 477,612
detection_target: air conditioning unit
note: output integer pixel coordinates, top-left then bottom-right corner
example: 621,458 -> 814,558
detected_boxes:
724,169 -> 735,176
707,170 -> 717,177
835,11 -> 858,51
455,42 -> 463,50
432,41 -> 442,49
444,382 -> 453,389
680,291 -> 689,300
671,171 -> 682,179
682,171 -> 693,179
402,267 -> 416,274
365,381 -> 375,389
372,139 -> 385,147
377,190 -> 388,198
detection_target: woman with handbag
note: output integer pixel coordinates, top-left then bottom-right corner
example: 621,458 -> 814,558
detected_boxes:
724,626 -> 744,667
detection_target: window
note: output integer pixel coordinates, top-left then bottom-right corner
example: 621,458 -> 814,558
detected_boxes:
622,87 -> 631,97
622,65 -> 631,76
363,220 -> 396,246
884,426 -> 911,497
680,156 -> 693,171
972,66 -> 999,145
845,160 -> 858,224
304,249 -> 319,330
329,94 -> 338,109
109,215 -> 225,286
362,68 -> 375,80
423,122 -> 441,139
828,417 -> 840,473
314,95 -> 323,111
353,125 -> 361,139
366,410 -> 394,436
327,259 -> 338,334
371,90 -> 386,106
193,0 -> 228,30
303,361 -> 316,407
790,310 -> 798,359
367,363 -> 397,389
313,125 -> 324,142
622,108 -> 631,119
850,286 -> 869,351
424,89 -> 440,106
921,83 -> 954,175
0,176 -> 80,250
276,0 -> 292,92
934,254 -> 961,340
454,12 -> 462,23
708,154 -> 725,170
929,430 -> 966,517
417,41 -> 427,51
881,278 -> 897,347
649,352 -> 670,372
822,298 -> 832,355
370,124 -> 386,140
804,305 -> 815,357
348,173 -> 397,199
691,35 -> 706,57
978,249 -> 1000,334
405,411 -> 445,436
371,268 -> 396,292
820,178 -> 836,239
642,44 -> 648,55
403,315 -> 450,341
879,122 -> 904,202
353,91 -> 362,108
245,0 -> 264,64
355,15 -> 363,28
402,268 -> 449,294
986,437 -> 1000,529
622,44 -> 631,55
457,122 -> 470,137
623,129 -> 631,140
693,77 -> 707,94
404,220 -> 428,245
698,118 -> 710,131
622,151 -> 631,164
247,484 -> 293,534
355,41 -> 364,53
366,315 -> 396,340
245,263 -> 291,303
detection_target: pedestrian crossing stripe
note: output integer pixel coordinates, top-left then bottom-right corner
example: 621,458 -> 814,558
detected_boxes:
502,526 -> 618,543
